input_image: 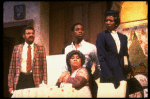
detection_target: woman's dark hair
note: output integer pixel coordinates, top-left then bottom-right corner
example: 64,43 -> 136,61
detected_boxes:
71,23 -> 84,32
105,10 -> 120,28
22,26 -> 35,35
66,50 -> 85,73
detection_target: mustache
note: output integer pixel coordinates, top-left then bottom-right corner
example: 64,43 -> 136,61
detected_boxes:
29,36 -> 34,39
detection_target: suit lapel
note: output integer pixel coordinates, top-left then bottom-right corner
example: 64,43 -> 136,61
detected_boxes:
17,44 -> 23,71
118,33 -> 123,54
33,43 -> 38,67
19,44 -> 23,63
106,32 -> 118,53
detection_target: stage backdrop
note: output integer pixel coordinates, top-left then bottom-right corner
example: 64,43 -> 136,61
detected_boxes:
117,19 -> 148,68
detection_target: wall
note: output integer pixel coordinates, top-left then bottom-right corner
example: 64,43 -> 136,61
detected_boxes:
88,2 -> 107,45
40,2 -> 49,55
3,1 -> 49,55
49,8 -> 65,55
49,1 -> 107,55
3,1 -> 107,55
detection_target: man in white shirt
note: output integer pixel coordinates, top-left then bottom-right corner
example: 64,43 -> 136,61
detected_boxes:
64,23 -> 100,79
63,23 -> 100,97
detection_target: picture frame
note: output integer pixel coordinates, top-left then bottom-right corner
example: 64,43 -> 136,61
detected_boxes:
14,4 -> 25,20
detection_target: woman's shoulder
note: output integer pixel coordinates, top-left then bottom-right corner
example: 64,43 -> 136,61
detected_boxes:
76,68 -> 89,79
97,31 -> 108,40
78,67 -> 88,72
97,31 -> 106,36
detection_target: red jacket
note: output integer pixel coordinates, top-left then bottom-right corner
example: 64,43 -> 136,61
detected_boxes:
8,43 -> 47,90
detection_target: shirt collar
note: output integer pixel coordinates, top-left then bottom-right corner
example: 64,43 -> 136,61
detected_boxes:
111,30 -> 117,34
24,42 -> 34,49
71,39 -> 85,48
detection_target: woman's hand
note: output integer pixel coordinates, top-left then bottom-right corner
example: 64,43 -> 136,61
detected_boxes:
62,73 -> 70,82
61,71 -> 70,77
57,71 -> 70,82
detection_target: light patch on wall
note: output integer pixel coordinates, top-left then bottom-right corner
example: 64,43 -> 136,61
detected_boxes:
120,1 -> 148,23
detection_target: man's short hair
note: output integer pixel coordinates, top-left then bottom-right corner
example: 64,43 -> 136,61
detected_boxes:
71,23 -> 84,32
22,26 -> 35,35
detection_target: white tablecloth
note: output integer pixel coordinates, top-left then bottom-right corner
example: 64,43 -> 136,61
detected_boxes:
12,81 -> 127,98
11,86 -> 91,98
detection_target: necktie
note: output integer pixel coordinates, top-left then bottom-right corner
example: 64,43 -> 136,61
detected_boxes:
27,45 -> 32,72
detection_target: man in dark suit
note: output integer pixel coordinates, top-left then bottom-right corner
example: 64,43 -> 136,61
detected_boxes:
8,26 -> 47,95
96,10 -> 132,96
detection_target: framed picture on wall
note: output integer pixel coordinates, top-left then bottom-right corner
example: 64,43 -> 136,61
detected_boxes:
14,4 -> 25,20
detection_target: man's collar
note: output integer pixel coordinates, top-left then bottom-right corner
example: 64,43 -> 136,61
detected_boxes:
105,30 -> 117,34
24,42 -> 34,48
71,39 -> 85,47
111,30 -> 117,34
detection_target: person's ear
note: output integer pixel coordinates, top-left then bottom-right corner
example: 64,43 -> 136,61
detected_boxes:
23,34 -> 25,39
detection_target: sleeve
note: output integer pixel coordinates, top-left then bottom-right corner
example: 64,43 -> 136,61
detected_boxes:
96,33 -> 113,79
66,68 -> 89,89
124,35 -> 129,56
41,46 -> 47,84
124,35 -> 132,73
8,46 -> 16,89
89,45 -> 100,78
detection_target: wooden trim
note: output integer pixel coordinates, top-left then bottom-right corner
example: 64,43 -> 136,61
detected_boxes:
3,19 -> 33,28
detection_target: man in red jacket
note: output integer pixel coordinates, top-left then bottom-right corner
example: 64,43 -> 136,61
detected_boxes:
8,26 -> 47,94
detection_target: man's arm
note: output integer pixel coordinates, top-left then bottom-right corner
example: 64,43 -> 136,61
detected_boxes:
8,46 -> 16,93
124,35 -> 132,74
41,46 -> 47,84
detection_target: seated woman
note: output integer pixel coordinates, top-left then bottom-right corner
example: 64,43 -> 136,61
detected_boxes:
56,50 -> 92,97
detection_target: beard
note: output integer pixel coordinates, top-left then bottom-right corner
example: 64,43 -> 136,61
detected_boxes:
26,36 -> 34,44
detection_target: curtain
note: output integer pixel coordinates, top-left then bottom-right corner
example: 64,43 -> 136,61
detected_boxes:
135,26 -> 148,57
117,20 -> 148,57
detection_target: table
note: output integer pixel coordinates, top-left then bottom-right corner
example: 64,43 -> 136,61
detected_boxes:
11,86 -> 91,98
12,81 -> 127,98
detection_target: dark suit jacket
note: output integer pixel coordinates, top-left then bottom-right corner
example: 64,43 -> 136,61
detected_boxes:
8,43 -> 47,90
96,30 -> 132,82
